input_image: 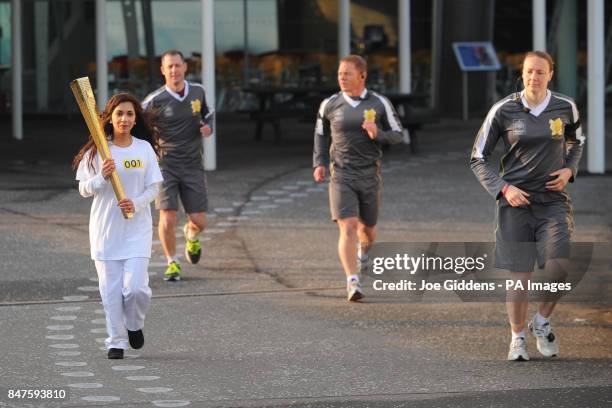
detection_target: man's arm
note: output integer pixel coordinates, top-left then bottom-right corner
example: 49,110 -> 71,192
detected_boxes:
201,91 -> 215,134
313,98 -> 331,169
374,95 -> 404,144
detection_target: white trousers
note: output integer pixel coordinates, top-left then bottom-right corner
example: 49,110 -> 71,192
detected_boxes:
94,258 -> 152,350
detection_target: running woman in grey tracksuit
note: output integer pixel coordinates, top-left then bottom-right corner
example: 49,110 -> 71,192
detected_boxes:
470,51 -> 584,361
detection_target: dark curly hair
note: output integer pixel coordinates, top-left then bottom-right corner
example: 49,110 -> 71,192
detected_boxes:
72,92 -> 160,171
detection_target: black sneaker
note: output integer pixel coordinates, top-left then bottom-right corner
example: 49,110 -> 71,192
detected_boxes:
107,348 -> 124,359
128,329 -> 144,349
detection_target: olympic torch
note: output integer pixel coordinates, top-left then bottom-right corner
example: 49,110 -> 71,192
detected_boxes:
70,77 -> 132,219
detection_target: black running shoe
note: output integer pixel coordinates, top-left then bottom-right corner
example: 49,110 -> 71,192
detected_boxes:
107,348 -> 124,359
128,329 -> 144,349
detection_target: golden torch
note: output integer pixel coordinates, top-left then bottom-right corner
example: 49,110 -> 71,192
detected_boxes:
70,77 -> 132,219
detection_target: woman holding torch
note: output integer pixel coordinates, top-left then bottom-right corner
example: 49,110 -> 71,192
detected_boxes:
73,93 -> 163,359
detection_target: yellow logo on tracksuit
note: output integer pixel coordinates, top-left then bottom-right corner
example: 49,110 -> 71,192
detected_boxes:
191,99 -> 201,115
549,118 -> 564,139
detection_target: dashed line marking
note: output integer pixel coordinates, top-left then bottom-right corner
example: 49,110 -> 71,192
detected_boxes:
46,334 -> 75,340
137,387 -> 173,393
61,371 -> 94,377
63,295 -> 89,302
152,401 -> 191,407
111,365 -> 145,371
82,396 -> 120,402
55,306 -> 81,312
49,343 -> 79,349
68,383 -> 104,389
50,315 -> 77,321
52,351 -> 82,357
77,286 -> 100,292
126,376 -> 161,381
91,318 -> 107,324
55,361 -> 88,367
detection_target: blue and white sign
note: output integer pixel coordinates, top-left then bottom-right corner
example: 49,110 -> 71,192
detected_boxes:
452,42 -> 501,72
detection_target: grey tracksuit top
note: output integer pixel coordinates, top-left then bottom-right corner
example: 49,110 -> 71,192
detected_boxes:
313,89 -> 404,181
470,90 -> 584,200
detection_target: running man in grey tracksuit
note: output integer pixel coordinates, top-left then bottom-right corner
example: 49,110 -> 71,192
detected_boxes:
313,55 -> 403,302
142,50 -> 214,282
470,51 -> 584,361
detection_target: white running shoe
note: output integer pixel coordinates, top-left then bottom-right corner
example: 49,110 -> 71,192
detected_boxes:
507,337 -> 530,361
528,319 -> 559,357
347,278 -> 363,302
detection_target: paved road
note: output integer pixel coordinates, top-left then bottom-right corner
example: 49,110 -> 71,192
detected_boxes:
0,115 -> 611,407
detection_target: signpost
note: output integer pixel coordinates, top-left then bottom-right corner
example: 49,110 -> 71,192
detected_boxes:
452,42 -> 501,120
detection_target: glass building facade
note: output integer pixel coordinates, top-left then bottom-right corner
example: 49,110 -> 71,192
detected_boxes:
0,1 -> 602,115
0,0 -> 414,114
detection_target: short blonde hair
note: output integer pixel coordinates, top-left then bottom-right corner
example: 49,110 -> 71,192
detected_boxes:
339,55 -> 367,74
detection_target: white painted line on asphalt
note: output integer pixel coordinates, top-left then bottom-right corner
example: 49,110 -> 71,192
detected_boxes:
241,210 -> 261,215
204,228 -> 226,234
126,376 -> 161,381
206,212 -> 218,219
90,328 -> 107,334
55,306 -> 81,312
50,315 -> 77,321
49,344 -> 80,349
55,361 -> 87,367
91,318 -> 106,324
266,190 -> 285,195
61,371 -> 93,377
47,325 -> 74,331
282,185 -> 299,190
296,180 -> 313,185
52,351 -> 82,357
227,215 -> 249,221
289,193 -> 308,198
77,286 -> 99,292
68,383 -> 103,389
215,221 -> 235,227
201,236 -> 212,242
232,201 -> 244,206
214,207 -> 234,213
149,262 -> 167,267
305,188 -> 325,193
258,204 -> 279,209
63,295 -> 89,302
149,271 -> 158,276
274,198 -> 293,203
152,401 -> 191,407
94,309 -> 105,315
82,396 -> 120,402
111,365 -> 145,371
250,196 -> 269,201
88,277 -> 99,282
46,334 -> 75,341
95,338 -> 106,344
137,387 -> 173,393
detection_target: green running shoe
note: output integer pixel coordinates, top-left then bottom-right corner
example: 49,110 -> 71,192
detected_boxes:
183,223 -> 202,264
164,261 -> 181,281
